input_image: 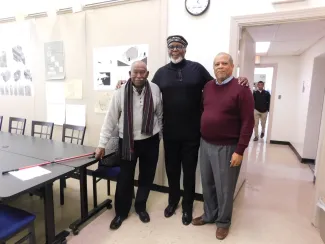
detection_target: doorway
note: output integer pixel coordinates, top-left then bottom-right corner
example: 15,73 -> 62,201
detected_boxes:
229,7 -> 325,228
254,65 -> 275,143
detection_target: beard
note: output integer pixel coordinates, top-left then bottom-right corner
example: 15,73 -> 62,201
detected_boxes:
170,56 -> 183,64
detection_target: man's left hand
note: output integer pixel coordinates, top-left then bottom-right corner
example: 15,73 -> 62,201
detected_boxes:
230,153 -> 243,167
238,77 -> 249,87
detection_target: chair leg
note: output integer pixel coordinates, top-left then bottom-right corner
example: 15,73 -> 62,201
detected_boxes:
93,176 -> 97,208
133,188 -> 135,199
107,180 -> 111,196
28,222 -> 36,244
60,178 -> 65,205
63,178 -> 67,188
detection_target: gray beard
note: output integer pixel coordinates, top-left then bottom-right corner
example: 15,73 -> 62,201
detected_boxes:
170,57 -> 183,64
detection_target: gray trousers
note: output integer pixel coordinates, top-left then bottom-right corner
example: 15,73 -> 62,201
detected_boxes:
200,139 -> 241,228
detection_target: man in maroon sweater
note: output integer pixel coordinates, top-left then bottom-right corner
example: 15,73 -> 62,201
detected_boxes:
192,53 -> 254,240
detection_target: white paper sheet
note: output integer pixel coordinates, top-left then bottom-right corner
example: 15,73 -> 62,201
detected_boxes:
64,79 -> 82,99
94,92 -> 113,114
46,82 -> 65,103
47,103 -> 66,125
65,104 -> 86,126
9,166 -> 51,181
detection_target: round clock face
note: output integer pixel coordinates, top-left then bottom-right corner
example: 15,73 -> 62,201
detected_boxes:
185,0 -> 210,16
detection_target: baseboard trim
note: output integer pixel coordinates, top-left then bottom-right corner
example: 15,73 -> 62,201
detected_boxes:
288,143 -> 302,162
270,140 -> 290,145
301,158 -> 315,164
270,140 -> 315,164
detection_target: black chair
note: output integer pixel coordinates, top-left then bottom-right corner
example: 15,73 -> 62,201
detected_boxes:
61,124 -> 86,145
59,124 -> 86,205
8,117 -> 26,135
31,121 -> 54,139
29,121 -> 54,198
0,116 -> 3,131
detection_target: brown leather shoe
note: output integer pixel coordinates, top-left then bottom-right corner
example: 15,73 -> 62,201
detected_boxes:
216,227 -> 229,240
192,216 -> 206,226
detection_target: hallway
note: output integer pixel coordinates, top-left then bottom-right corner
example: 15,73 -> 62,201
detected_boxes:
66,143 -> 322,243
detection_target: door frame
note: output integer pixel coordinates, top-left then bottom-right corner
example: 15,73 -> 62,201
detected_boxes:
254,64 -> 278,143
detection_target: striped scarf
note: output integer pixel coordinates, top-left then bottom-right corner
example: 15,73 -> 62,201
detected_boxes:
122,79 -> 154,161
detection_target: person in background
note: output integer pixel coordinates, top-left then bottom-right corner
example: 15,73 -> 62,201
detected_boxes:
253,81 -> 270,141
95,61 -> 163,230
192,52 -> 254,240
151,35 -> 249,226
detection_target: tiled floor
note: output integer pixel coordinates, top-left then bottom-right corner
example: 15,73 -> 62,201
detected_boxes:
6,140 -> 323,244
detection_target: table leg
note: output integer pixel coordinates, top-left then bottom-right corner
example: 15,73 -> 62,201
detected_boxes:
80,167 -> 88,219
43,183 -> 55,243
43,183 -> 69,244
69,166 -> 112,235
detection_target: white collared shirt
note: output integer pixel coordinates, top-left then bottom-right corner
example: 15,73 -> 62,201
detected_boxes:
98,82 -> 163,148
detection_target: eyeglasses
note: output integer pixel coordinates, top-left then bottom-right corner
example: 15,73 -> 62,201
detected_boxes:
168,45 -> 184,51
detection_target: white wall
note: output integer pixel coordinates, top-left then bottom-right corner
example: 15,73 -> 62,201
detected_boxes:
168,0 -> 325,77
304,56 -> 325,159
292,36 -> 325,158
260,56 -> 300,143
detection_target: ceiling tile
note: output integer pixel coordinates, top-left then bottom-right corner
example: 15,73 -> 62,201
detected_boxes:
245,25 -> 279,42
267,40 -> 315,56
274,20 -> 325,42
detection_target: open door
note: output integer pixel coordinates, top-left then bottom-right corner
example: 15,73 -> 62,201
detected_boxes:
234,29 -> 256,197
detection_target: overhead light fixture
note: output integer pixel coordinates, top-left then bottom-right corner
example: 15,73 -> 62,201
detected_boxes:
256,42 -> 270,54
255,56 -> 261,64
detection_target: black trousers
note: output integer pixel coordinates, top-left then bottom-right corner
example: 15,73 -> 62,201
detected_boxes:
115,134 -> 160,218
164,138 -> 200,212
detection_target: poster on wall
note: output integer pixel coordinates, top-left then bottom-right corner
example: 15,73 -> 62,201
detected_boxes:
0,22 -> 33,96
93,44 -> 149,91
44,41 -> 65,80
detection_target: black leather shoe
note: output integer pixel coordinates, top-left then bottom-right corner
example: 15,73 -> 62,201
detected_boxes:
182,212 -> 192,226
138,211 -> 150,223
164,204 -> 177,218
110,216 -> 125,230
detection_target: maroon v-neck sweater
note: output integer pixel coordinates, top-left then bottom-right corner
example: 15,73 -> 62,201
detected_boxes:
201,78 -> 255,155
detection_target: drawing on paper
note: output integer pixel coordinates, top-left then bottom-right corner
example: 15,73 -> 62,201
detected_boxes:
94,92 -> 113,114
0,22 -> 33,97
93,44 -> 149,90
44,41 -> 65,80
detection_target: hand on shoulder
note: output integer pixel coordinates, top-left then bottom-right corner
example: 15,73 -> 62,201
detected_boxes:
116,80 -> 127,90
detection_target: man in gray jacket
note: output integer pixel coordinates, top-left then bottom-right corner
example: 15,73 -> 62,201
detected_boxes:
95,61 -> 163,230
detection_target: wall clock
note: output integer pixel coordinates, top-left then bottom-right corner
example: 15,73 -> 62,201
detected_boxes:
185,0 -> 210,16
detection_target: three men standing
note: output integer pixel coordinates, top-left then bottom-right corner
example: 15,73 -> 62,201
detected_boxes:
253,81 -> 271,141
96,35 -> 250,232
192,53 -> 254,240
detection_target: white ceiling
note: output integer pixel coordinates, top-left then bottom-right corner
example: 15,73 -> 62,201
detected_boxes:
245,20 -> 325,56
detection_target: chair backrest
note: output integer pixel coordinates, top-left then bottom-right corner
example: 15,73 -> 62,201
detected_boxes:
0,116 -> 3,131
8,117 -> 26,135
62,124 -> 86,145
31,120 -> 54,140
